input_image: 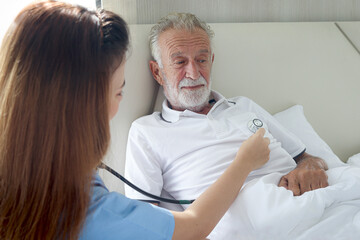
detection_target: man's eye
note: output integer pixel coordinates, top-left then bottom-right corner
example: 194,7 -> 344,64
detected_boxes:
175,61 -> 185,65
117,90 -> 123,97
198,59 -> 207,63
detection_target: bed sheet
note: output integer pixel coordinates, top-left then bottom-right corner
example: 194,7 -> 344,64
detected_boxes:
209,165 -> 360,240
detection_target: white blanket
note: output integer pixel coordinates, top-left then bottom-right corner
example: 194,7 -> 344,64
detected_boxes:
210,165 -> 360,240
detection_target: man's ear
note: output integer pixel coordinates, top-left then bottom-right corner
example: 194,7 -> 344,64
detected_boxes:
212,53 -> 215,63
149,60 -> 164,86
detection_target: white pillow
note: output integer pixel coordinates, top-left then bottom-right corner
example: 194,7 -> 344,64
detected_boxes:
273,105 -> 345,169
347,153 -> 360,167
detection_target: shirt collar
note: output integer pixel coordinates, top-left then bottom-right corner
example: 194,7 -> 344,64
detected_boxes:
161,90 -> 234,123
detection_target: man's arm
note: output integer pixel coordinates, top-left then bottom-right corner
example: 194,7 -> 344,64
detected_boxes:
278,152 -> 329,196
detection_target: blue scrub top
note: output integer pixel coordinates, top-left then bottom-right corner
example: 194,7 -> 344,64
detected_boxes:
79,173 -> 175,240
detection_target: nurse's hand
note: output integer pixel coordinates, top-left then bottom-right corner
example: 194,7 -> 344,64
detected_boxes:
278,153 -> 328,196
235,128 -> 270,171
172,128 -> 270,240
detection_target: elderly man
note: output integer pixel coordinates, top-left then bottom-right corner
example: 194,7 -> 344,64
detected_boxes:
125,12 -> 329,237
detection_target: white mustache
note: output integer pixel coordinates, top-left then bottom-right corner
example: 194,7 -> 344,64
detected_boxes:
178,77 -> 207,89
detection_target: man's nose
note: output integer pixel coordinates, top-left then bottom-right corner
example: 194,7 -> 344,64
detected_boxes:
185,60 -> 200,80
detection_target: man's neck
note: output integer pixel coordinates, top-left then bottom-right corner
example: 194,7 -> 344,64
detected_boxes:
196,104 -> 213,115
168,100 -> 215,115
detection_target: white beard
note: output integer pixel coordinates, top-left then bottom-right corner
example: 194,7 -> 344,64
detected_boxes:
162,75 -> 211,112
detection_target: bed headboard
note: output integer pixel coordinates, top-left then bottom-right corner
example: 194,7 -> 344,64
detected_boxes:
100,22 -> 360,194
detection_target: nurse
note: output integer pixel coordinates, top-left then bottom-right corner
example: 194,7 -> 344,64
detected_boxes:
0,1 -> 270,239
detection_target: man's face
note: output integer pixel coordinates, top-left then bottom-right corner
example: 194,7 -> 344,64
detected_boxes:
156,28 -> 213,112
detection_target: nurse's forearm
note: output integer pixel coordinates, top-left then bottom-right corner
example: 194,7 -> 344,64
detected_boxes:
171,128 -> 270,240
171,158 -> 252,240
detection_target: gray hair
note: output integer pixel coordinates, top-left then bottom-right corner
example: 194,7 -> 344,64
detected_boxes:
149,12 -> 214,68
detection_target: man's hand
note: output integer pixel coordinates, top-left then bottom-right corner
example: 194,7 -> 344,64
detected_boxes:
278,152 -> 329,196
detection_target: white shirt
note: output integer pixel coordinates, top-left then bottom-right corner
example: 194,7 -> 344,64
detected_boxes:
125,91 -> 305,208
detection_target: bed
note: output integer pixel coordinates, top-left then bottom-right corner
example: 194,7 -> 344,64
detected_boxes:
99,22 -> 360,239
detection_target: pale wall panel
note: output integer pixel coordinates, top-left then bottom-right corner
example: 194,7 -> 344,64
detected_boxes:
337,22 -> 360,53
103,0 -> 360,24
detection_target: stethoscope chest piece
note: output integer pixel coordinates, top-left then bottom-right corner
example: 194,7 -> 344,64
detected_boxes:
247,118 -> 263,133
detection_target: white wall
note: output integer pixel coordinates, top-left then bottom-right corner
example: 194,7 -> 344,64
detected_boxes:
0,0 -> 32,45
103,0 -> 360,24
102,0 -> 360,52
0,0 -> 96,46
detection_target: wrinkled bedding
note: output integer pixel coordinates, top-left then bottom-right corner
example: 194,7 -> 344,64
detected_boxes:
210,165 -> 360,240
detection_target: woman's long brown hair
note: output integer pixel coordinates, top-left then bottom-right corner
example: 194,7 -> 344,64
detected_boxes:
0,1 -> 128,239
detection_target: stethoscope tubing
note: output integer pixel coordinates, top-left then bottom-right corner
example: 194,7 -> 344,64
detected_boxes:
99,163 -> 195,205
99,118 -> 263,205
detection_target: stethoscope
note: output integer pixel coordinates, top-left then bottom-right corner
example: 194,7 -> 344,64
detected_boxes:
99,163 -> 195,204
247,118 -> 263,133
99,118 -> 264,205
